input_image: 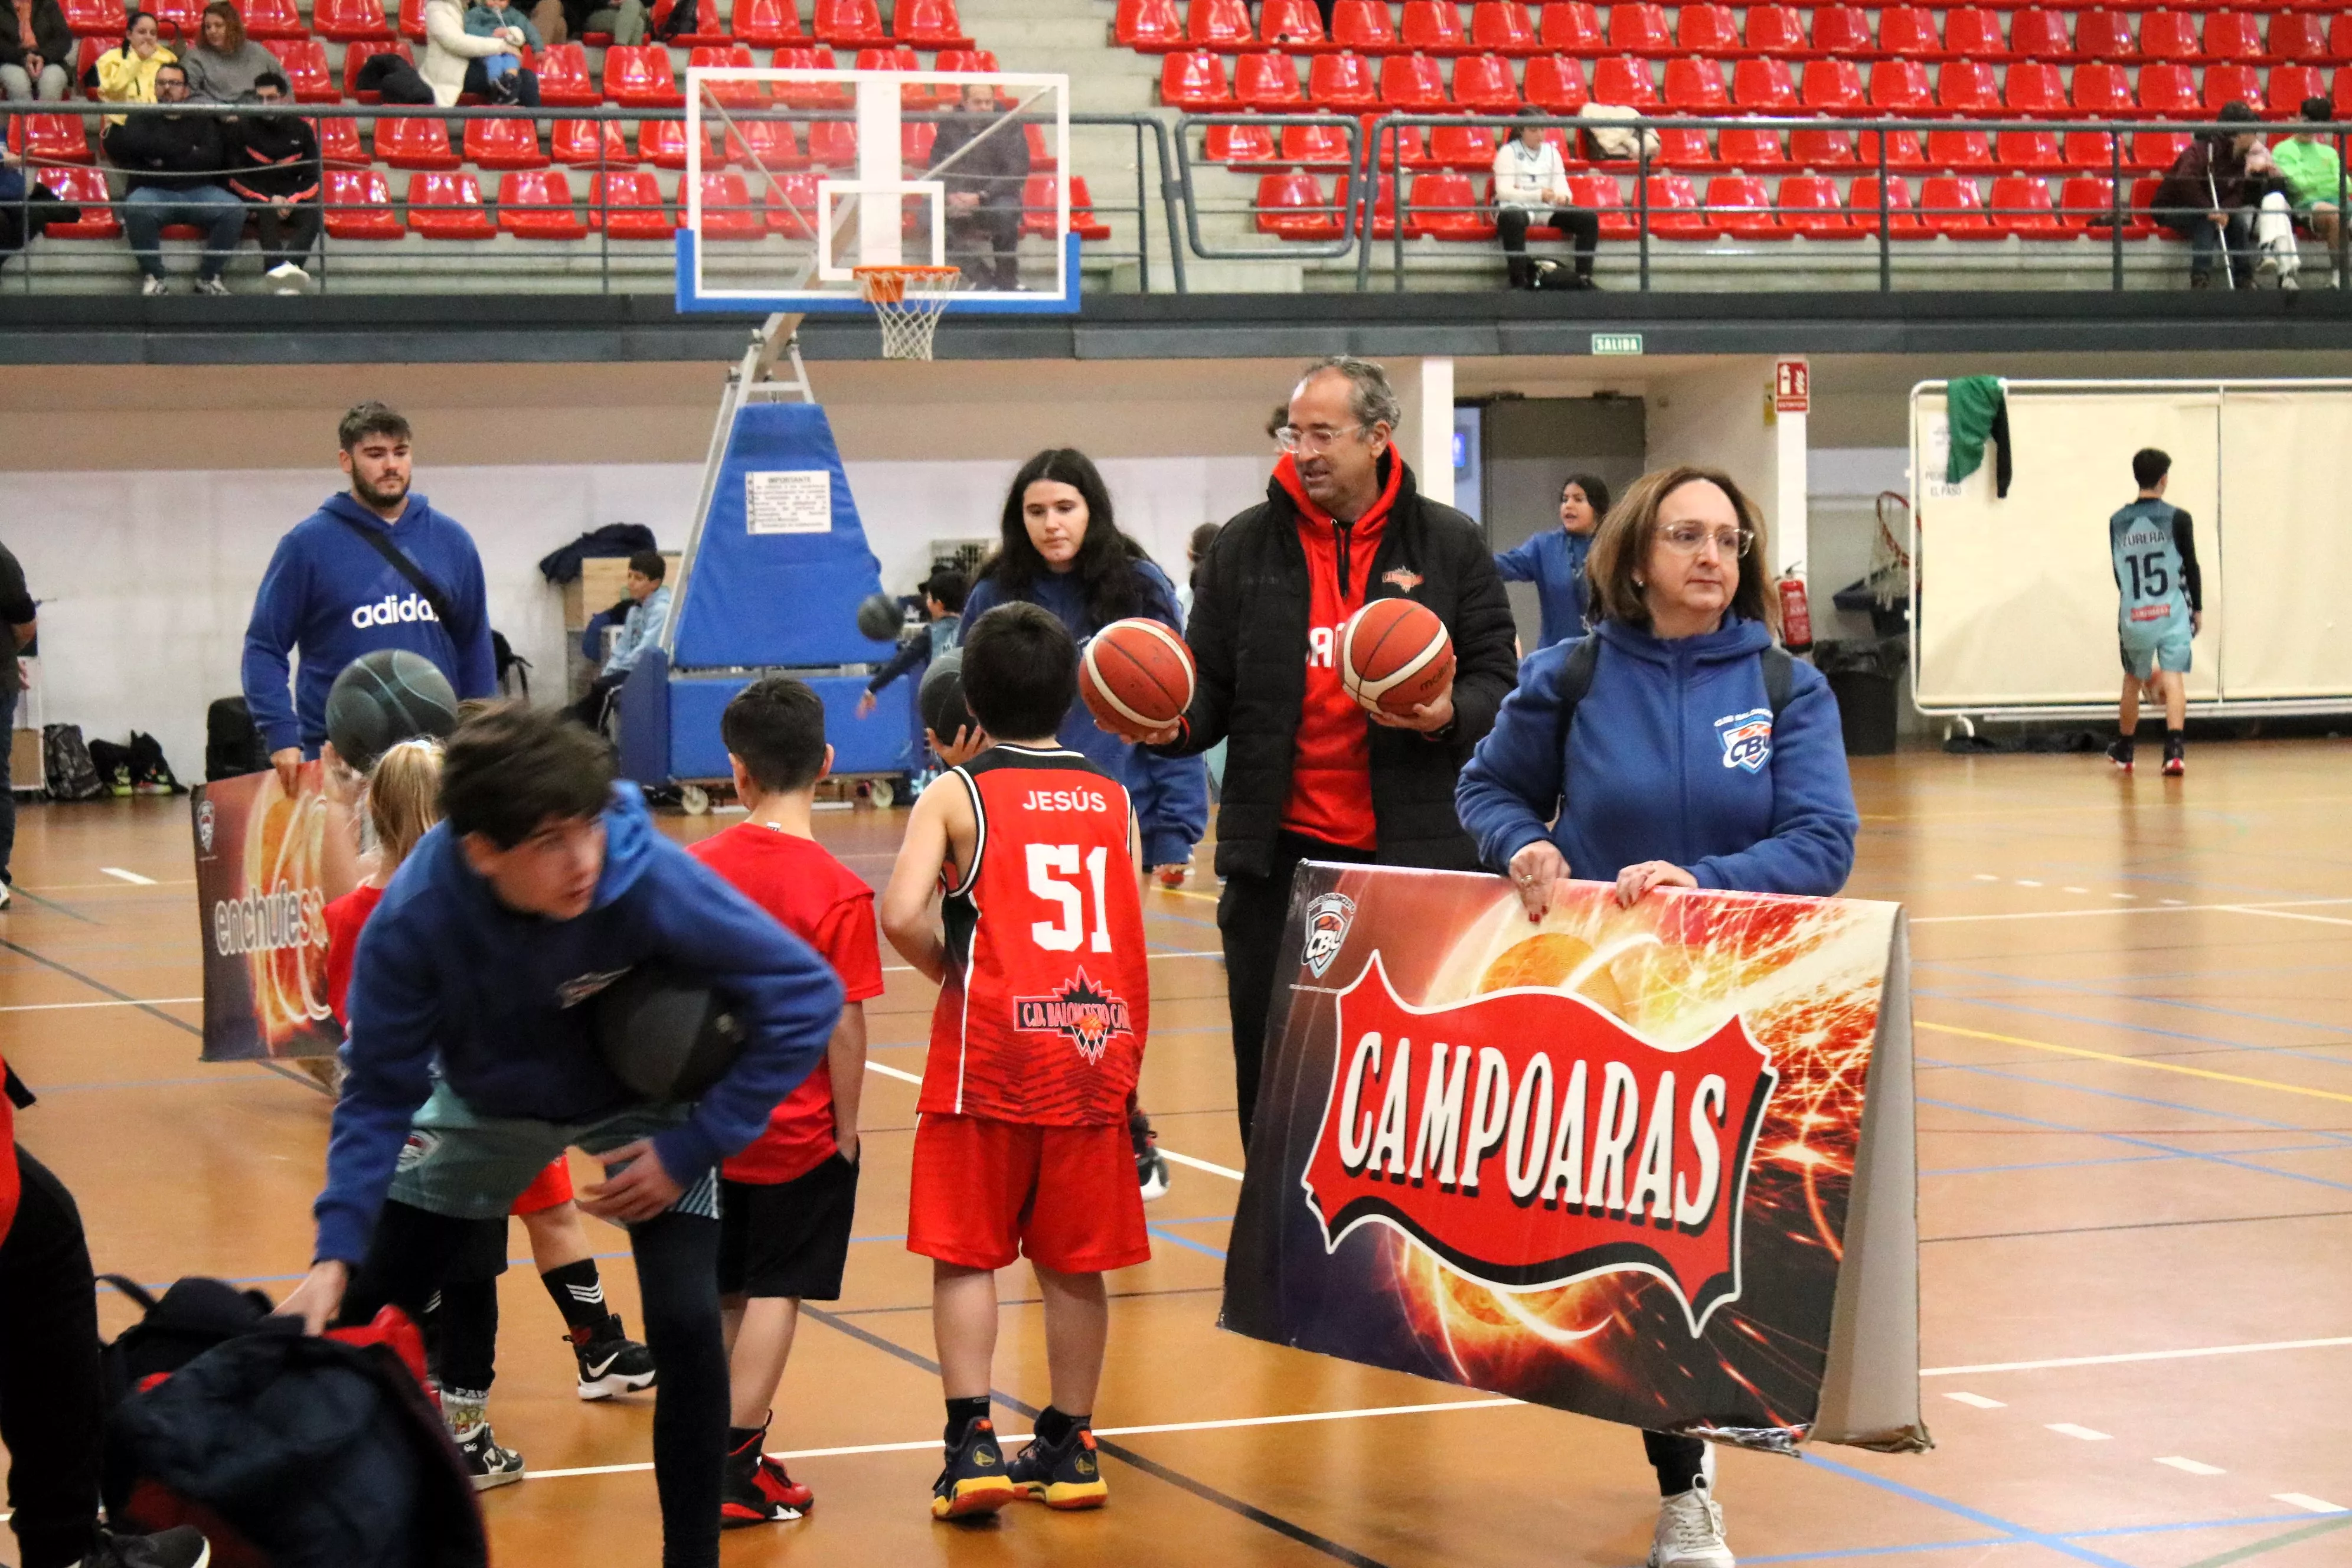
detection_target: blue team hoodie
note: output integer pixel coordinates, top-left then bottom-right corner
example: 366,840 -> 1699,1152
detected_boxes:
1492,527 -> 1593,650
961,560 -> 1210,868
313,784 -> 844,1265
1455,615 -> 1858,896
241,493 -> 499,756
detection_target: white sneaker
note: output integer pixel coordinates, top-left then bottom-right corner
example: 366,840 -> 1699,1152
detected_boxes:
0,882 -> 12,910
141,275 -> 171,296
1648,1473 -> 1734,1568
266,261 -> 312,293
192,275 -> 231,296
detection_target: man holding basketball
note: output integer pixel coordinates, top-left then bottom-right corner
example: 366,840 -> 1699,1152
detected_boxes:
1139,356 -> 1517,1146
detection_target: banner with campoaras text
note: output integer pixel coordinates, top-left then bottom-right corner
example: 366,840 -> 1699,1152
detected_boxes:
191,763 -> 361,1061
1220,863 -> 1928,1454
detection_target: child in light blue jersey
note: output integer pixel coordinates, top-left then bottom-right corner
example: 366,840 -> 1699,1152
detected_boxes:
2109,447 -> 2203,776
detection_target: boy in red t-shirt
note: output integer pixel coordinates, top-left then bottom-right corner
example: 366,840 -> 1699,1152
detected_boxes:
880,603 -> 1151,1522
686,677 -> 883,1528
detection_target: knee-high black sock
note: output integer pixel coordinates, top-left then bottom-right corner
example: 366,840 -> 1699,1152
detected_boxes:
631,1210 -> 726,1568
540,1257 -> 613,1337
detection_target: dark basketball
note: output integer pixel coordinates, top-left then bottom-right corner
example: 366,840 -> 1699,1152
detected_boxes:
592,963 -> 746,1103
857,592 -> 902,642
324,649 -> 460,773
919,649 -> 974,743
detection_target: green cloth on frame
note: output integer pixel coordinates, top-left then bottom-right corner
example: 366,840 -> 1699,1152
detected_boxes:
1945,375 -> 2009,494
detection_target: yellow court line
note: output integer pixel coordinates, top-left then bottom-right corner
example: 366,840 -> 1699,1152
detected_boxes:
1919,1020 -> 2352,1107
1153,886 -> 1220,904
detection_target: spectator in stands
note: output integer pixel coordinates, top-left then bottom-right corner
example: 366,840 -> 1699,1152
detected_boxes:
94,12 -> 174,123
462,0 -> 541,106
533,0 -> 644,49
930,81 -> 1030,290
181,1 -> 280,103
0,146 -> 79,267
2153,102 -> 2270,290
0,535 -> 35,907
571,548 -> 671,729
1493,112 -> 1598,291
357,0 -> 535,105
0,0 -> 71,102
227,71 -> 321,294
2269,97 -> 2343,289
1494,472 -> 1610,648
107,61 -> 245,298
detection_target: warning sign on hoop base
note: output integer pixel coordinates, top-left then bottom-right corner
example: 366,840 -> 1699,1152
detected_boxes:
746,471 -> 832,535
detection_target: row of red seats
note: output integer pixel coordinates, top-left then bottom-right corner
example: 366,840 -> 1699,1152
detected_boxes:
1257,166 -> 2197,240
1164,48 -> 2351,119
1204,116 -> 2227,172
1124,0 -> 2352,61
56,0 -> 969,48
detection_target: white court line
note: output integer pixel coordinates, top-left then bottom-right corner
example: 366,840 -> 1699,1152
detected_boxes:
2273,1493 -> 2348,1514
1942,1392 -> 2005,1409
2156,1456 -> 2226,1476
0,997 -> 200,1013
861,1060 -> 1244,1181
1922,1335 -> 2352,1376
864,1060 -> 923,1087
2218,906 -> 2352,929
2046,1423 -> 2112,1441
99,867 -> 157,885
1912,897 -> 2352,926
523,1398 -> 1518,1484
2015,880 -> 2044,888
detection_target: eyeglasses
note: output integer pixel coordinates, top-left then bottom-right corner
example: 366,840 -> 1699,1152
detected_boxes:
1276,423 -> 1367,454
1658,523 -> 1754,557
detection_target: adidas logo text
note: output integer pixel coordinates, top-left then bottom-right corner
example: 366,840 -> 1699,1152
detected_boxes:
349,593 -> 441,629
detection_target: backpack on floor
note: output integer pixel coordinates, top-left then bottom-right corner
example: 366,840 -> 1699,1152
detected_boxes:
492,630 -> 531,699
205,698 -> 270,782
129,731 -> 184,795
85,737 -> 136,796
42,723 -> 105,801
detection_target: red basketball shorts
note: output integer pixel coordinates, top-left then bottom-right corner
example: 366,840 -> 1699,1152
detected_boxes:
509,1156 -> 574,1216
907,1115 -> 1150,1274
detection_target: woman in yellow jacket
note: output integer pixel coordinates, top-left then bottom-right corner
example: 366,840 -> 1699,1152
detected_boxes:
95,11 -> 175,122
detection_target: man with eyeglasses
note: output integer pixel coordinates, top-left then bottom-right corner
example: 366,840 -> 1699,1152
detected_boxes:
1140,355 -> 1518,1147
106,59 -> 246,296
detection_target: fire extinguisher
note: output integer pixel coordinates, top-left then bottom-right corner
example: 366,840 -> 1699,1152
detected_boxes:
1778,571 -> 1814,653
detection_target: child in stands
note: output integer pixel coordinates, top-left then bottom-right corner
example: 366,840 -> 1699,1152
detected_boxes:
879,603 -> 1152,1521
685,677 -> 881,1528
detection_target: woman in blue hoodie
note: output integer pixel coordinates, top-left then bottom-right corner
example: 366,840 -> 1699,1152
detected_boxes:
1454,463 -> 1857,1568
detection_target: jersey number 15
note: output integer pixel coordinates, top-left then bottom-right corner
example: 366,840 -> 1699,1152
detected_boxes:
1028,844 -> 1115,953
2123,549 -> 2170,601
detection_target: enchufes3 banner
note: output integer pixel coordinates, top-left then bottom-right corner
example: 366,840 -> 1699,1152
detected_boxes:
191,762 -> 360,1061
1221,863 -> 1928,1455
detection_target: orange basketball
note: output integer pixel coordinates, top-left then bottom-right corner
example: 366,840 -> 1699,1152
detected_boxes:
1340,597 -> 1454,716
1080,618 -> 1197,739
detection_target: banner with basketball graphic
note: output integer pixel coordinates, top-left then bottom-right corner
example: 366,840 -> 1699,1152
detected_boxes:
191,763 -> 362,1061
1221,864 -> 1926,1454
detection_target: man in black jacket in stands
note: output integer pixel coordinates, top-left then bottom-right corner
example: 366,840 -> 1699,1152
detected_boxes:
1142,355 -> 1520,1147
104,61 -> 245,296
226,70 -> 320,294
927,81 -> 1030,289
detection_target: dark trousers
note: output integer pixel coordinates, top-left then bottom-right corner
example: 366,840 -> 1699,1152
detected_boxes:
1644,1429 -> 1707,1497
1497,204 -> 1599,288
251,200 -> 323,267
946,200 -> 1021,289
462,57 -> 541,106
2155,208 -> 2254,285
1217,831 -> 1375,1149
0,1151 -> 103,1568
571,671 -> 623,731
344,1198 -> 727,1568
355,52 -> 435,104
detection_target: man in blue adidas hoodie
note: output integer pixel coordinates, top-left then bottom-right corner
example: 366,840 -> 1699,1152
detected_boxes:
241,401 -> 498,792
282,703 -> 842,1568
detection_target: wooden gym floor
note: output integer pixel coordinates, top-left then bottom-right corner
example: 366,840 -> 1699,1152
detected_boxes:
4,740 -> 2350,1567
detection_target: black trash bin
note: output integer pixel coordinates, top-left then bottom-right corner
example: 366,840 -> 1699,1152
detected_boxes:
1814,638 -> 1907,757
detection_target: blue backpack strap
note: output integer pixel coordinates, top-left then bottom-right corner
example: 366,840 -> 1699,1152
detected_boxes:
1553,635 -> 1602,750
1760,643 -> 1795,718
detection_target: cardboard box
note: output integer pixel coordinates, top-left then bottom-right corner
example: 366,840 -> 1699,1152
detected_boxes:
563,553 -> 681,628
11,729 -> 41,793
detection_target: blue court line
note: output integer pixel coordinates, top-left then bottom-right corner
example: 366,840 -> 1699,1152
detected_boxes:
1743,1510 -> 2352,1565
1922,1142 -> 2346,1178
1797,1453 -> 2135,1568
1917,988 -> 2352,1074
1918,959 -> 2352,1045
1146,1226 -> 1230,1260
1919,1093 -> 2352,1195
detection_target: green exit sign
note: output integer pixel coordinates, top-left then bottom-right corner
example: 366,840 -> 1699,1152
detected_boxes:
1591,332 -> 1645,356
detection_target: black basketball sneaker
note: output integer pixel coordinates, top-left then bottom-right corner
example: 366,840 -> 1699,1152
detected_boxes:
571,1315 -> 657,1400
931,1417 -> 1018,1520
1009,1424 -> 1110,1510
2106,736 -> 2135,771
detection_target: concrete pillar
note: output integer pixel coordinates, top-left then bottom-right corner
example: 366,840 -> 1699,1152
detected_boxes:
1415,355 -> 1456,506
1773,355 -> 1809,584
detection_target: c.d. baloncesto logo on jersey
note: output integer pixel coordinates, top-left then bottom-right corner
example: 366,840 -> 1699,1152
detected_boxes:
1012,970 -> 1135,1063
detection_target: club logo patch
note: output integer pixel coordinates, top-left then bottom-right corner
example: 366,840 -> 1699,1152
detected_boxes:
396,1129 -> 439,1172
1714,708 -> 1773,774
196,799 -> 216,854
556,968 -> 633,1009
1014,969 -> 1135,1063
1380,567 -> 1425,593
1302,891 -> 1358,979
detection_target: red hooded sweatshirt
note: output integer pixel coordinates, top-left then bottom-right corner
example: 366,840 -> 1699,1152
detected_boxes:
1276,451 -> 1402,851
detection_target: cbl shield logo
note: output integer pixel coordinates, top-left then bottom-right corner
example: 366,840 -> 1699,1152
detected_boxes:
1301,891 -> 1357,979
1714,708 -> 1773,774
1301,953 -> 1776,1336
196,798 -> 216,854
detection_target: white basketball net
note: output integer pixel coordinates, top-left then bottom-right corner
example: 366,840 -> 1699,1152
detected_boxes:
854,265 -> 963,361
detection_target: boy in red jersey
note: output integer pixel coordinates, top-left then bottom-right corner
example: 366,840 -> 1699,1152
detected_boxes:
880,603 -> 1151,1522
685,677 -> 881,1528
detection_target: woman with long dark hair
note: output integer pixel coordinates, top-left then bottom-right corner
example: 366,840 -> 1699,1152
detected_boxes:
1493,471 -> 1610,650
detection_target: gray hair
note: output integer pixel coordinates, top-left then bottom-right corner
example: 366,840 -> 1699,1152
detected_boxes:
1296,355 -> 1401,435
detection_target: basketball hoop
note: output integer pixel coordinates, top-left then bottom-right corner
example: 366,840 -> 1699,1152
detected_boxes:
852,264 -> 963,361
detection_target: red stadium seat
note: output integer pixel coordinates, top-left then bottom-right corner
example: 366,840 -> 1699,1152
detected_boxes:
1675,2 -> 1735,54
61,0 -> 122,34
1283,120 -> 1354,164
1331,0 -> 1397,51
2268,15 -> 2327,66
1928,128 -> 1994,171
1387,121 -> 1436,166
148,0 -> 199,36
397,0 -> 424,41
894,0 -> 969,47
1789,125 -> 1857,167
2007,9 -> 2070,60
1429,123 -> 1500,169
237,0 -> 305,38
736,0 -> 807,45
638,117 -> 701,169
13,114 -> 92,164
405,171 -> 494,238
1917,174 -> 1995,236
313,0 -> 392,39
1379,51 -> 1450,109
1568,170 -> 1634,237
1652,125 -> 1713,167
1857,126 -> 1926,168
314,115 -> 366,165
1159,50 -> 1232,109
1878,6 -> 1940,60
1987,175 -> 2064,236
812,0 -> 886,45
1943,9 -> 2004,60
342,38 -> 410,99
2073,11 -> 2134,61
2138,11 -> 2198,64
1869,60 -> 1932,115
1590,54 -> 1654,106
1810,6 -> 1871,58
932,46 -> 997,73
1998,128 -> 2063,169
2269,66 -> 2325,119
1471,1 -> 1538,55
1742,5 -> 1804,55
1524,54 -> 1588,111
554,117 -> 632,165
804,117 -> 857,166
464,116 -> 548,169
1733,57 -> 1795,111
606,46 -> 683,107
2337,66 -> 2352,120
32,164 -> 118,237
1187,0 -> 1252,48
1255,170 -> 1343,239
1452,53 -> 1522,110
690,44 -> 760,106
2129,128 -> 2188,171
1719,125 -> 1788,171
1707,174 -> 1776,237
2005,61 -> 2064,115
1400,0 -> 1468,54
1067,176 -> 1114,240
2071,61 -> 2134,116
273,38 -> 335,102
1848,174 -> 1923,236
770,44 -> 847,107
1536,1 -> 1599,52
1801,59 -> 1864,113
1234,51 -> 1303,109
1778,174 -> 1857,237
1412,172 -> 1494,237
1204,121 -> 1276,165
724,118 -> 803,168
2059,175 -> 2141,234
1937,60 -> 1999,115
1636,172 -> 1705,236
898,118 -> 936,162
1363,172 -> 1413,238
2199,11 -> 2261,64
588,170 -> 671,238
320,168 -> 402,239
656,0 -> 729,45
1605,2 -> 1668,55
2064,128 -> 2116,169
1308,51 -> 1379,109
497,169 -> 587,238
694,171 -> 763,239
2202,63 -> 2261,115
1662,56 -> 1725,112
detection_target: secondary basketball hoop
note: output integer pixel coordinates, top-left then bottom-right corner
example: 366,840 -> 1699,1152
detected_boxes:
853,264 -> 963,361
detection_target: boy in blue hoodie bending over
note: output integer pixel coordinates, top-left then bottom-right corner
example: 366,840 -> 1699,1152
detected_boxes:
282,701 -> 844,1568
